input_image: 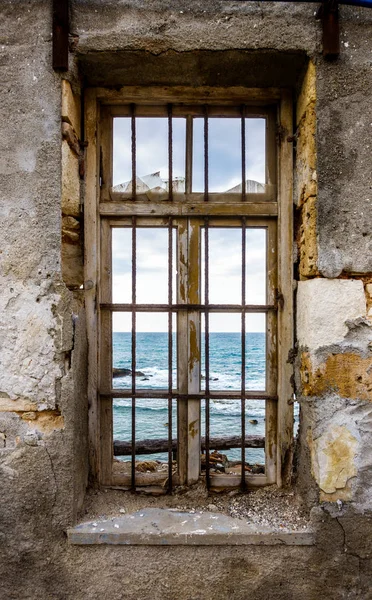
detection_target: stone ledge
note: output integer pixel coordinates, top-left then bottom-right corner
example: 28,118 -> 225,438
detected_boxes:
67,508 -> 315,546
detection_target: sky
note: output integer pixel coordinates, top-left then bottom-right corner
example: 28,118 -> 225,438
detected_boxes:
113,117 -> 266,190
112,116 -> 266,333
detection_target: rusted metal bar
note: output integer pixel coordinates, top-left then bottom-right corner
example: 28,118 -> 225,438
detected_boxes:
114,435 -> 265,456
241,105 -> 246,202
168,217 -> 173,492
204,106 -> 209,202
168,104 -> 173,202
131,104 -> 136,201
52,0 -> 69,71
204,217 -> 210,488
241,218 -> 246,491
186,116 -> 193,194
317,0 -> 340,59
101,303 -> 277,312
131,216 -> 136,490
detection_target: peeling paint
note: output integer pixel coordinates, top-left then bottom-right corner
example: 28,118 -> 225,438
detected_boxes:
188,419 -> 198,439
188,319 -> 200,373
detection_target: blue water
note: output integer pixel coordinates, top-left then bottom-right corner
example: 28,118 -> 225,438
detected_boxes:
113,332 -> 271,463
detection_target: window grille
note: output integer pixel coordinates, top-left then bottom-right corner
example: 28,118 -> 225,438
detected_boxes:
85,89 -> 293,493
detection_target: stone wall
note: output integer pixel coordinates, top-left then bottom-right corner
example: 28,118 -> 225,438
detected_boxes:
1,1 -> 372,598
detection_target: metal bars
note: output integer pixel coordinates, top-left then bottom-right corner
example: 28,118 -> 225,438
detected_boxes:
167,218 -> 173,491
131,217 -> 136,490
241,105 -> 246,202
204,218 -> 210,488
241,218 -> 247,490
131,104 -> 136,202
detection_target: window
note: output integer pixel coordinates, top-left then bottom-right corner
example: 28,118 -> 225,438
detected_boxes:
85,87 -> 293,493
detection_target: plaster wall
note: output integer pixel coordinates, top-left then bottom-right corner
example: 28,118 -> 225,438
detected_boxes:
1,1 -> 372,598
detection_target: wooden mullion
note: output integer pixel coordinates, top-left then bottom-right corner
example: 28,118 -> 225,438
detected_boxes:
99,219 -> 113,484
100,199 -> 278,218
265,220 -> 278,484
108,104 -> 278,118
85,89 -> 100,482
95,86 -> 282,106
99,107 -> 113,202
177,220 -> 188,484
277,90 -> 294,487
187,219 -> 202,485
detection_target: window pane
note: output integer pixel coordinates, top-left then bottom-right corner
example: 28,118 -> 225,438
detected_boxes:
112,228 -> 132,304
246,316 -> 266,392
113,313 -> 177,390
245,118 -> 266,189
192,118 -> 242,193
137,228 -> 168,304
112,313 -> 132,390
200,399 -> 265,469
113,117 -> 131,188
202,228 -> 242,305
136,313 -> 176,390
113,117 -> 186,193
201,314 -> 242,392
113,398 -> 177,486
246,228 -> 266,305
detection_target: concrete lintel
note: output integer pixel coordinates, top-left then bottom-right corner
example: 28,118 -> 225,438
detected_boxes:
67,508 -> 315,546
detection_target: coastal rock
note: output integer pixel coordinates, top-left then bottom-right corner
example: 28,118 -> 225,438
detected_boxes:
112,368 -> 149,378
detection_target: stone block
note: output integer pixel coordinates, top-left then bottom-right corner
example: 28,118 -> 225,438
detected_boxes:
62,140 -> 80,217
297,279 -> 366,355
62,80 -> 81,138
296,60 -> 316,126
298,195 -> 318,279
301,351 -> 372,401
62,241 -> 84,288
311,425 -> 357,497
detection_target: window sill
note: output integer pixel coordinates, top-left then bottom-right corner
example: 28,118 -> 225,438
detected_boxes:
67,508 -> 315,546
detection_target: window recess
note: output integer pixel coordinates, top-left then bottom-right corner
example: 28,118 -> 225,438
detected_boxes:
86,89 -> 293,493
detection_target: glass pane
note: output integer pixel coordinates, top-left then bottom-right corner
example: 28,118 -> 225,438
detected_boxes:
192,118 -> 242,193
201,228 -> 242,305
246,228 -> 266,305
192,118 -> 204,192
112,313 -> 132,390
200,399 -> 265,469
209,118 -> 241,192
113,117 -> 131,189
137,228 -> 168,304
245,118 -> 266,189
245,118 -> 266,194
246,315 -> 266,391
113,398 -> 177,478
201,314 -> 241,391
136,313 -> 177,389
112,313 -> 177,390
113,117 -> 186,193
112,228 -> 132,304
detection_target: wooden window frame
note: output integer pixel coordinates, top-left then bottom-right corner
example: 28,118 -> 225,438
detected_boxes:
84,87 -> 293,491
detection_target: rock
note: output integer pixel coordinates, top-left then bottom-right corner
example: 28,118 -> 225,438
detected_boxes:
112,368 -> 149,378
249,419 -> 258,425
136,461 -> 159,473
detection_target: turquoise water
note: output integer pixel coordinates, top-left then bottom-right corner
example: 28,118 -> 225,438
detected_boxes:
113,331 -> 270,463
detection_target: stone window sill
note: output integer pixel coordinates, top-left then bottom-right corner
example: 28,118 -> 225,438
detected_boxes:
67,508 -> 315,546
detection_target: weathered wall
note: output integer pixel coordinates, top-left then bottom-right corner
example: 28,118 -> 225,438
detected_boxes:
1,1 -> 372,598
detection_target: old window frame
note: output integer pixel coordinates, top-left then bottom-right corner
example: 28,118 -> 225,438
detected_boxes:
84,87 -> 293,492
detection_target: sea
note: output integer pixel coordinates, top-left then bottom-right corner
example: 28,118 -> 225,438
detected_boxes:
113,332 -> 297,464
